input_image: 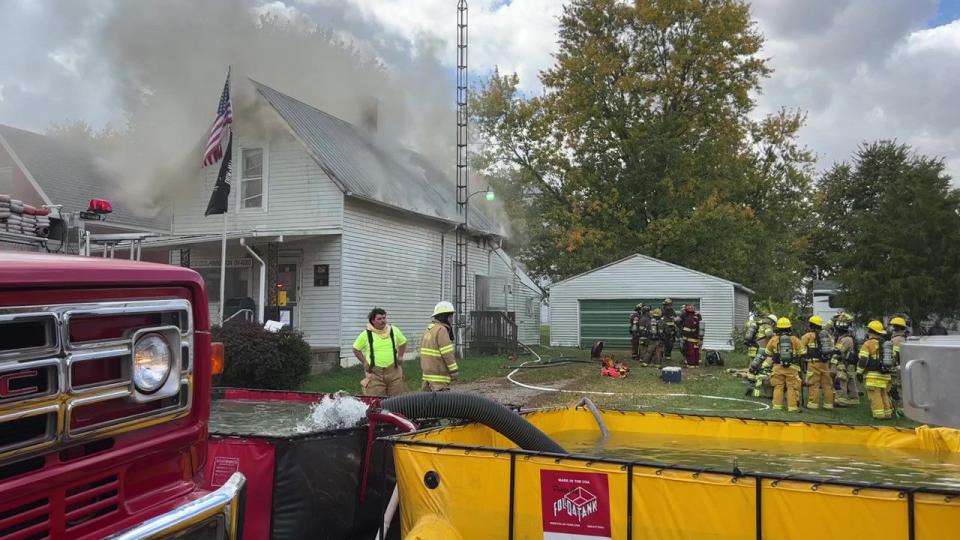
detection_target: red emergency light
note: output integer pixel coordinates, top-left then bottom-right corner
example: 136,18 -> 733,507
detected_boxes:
87,199 -> 113,214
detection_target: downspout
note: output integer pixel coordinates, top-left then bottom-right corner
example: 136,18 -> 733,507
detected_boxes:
240,238 -> 266,324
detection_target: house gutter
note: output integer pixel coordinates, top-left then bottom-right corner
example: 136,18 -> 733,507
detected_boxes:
240,238 -> 266,324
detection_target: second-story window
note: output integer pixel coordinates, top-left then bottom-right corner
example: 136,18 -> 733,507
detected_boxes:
240,148 -> 264,209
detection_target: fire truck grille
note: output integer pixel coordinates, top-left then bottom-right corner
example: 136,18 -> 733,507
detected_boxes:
64,474 -> 119,531
0,300 -> 194,464
0,497 -> 49,540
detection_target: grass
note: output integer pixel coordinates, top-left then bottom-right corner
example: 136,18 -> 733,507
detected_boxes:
300,351 -> 513,394
301,328 -> 916,428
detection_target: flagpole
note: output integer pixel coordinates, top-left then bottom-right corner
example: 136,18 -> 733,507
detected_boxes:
219,211 -> 227,325
218,66 -> 232,326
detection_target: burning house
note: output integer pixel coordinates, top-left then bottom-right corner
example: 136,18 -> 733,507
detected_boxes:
141,80 -> 543,369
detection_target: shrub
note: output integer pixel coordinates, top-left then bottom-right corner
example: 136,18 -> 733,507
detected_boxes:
212,320 -> 311,390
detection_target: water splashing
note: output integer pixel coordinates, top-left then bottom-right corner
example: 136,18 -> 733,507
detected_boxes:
296,394 -> 370,433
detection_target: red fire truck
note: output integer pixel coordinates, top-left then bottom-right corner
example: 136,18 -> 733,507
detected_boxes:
0,253 -> 245,539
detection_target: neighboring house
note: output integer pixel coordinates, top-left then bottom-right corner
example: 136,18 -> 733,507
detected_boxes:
549,254 -> 754,351
144,80 -> 542,368
0,124 -> 171,235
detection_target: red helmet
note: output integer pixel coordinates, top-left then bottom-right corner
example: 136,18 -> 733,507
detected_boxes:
684,304 -> 695,313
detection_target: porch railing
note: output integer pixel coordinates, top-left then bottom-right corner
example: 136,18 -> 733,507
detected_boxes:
469,311 -> 518,353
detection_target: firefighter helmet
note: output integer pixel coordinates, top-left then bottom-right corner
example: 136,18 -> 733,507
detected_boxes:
651,308 -> 662,317
663,298 -> 673,305
890,316 -> 907,328
867,320 -> 887,335
776,317 -> 792,330
684,304 -> 696,313
809,315 -> 824,327
767,314 -> 778,325
635,303 -> 644,311
433,301 -> 455,316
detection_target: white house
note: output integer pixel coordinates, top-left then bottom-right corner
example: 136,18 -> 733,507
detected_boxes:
143,80 -> 542,369
549,254 -> 754,351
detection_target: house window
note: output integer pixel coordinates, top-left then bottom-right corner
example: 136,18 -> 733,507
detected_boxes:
240,148 -> 264,209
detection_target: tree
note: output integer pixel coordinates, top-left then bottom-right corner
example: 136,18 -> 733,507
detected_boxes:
471,0 -> 813,300
823,142 -> 960,325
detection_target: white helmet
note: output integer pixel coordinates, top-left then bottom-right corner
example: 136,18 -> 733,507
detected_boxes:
433,301 -> 455,316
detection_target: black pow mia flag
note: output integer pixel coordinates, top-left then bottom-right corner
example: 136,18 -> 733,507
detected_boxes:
205,132 -> 233,216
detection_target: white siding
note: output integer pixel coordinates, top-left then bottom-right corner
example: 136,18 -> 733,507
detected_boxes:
172,132 -> 343,235
734,288 -> 751,336
297,236 -> 341,348
549,255 -> 739,351
339,199 -> 445,366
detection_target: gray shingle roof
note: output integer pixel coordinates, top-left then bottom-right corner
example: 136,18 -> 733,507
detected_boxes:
253,80 -> 499,235
0,125 -> 169,231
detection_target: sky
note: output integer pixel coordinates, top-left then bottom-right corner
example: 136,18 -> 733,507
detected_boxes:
1,0 -> 959,181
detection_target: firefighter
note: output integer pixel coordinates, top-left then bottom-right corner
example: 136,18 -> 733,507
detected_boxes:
629,304 -> 645,360
888,316 -> 909,415
661,299 -> 677,359
353,308 -> 409,396
680,304 -> 702,367
801,315 -> 835,409
419,301 -> 459,391
761,317 -> 806,412
832,315 -> 860,406
857,320 -> 894,419
642,308 -> 665,367
745,313 -> 775,359
744,316 -> 760,359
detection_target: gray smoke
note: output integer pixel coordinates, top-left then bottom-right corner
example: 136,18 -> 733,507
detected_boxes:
73,0 -> 469,219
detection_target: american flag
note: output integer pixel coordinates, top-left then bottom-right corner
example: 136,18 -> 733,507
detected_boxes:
202,70 -> 233,167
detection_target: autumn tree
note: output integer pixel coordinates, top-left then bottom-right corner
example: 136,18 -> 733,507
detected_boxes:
471,0 -> 813,300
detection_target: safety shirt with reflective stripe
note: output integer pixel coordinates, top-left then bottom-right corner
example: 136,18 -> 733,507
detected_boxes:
353,326 -> 407,368
420,322 -> 458,384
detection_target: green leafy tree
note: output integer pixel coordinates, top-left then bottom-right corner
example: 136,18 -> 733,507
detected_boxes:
823,142 -> 960,325
471,0 -> 813,300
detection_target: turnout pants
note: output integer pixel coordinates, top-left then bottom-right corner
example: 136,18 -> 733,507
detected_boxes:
362,365 -> 405,397
631,335 -> 641,359
835,364 -> 860,404
865,371 -> 893,419
770,364 -> 801,412
805,361 -> 834,409
644,340 -> 665,366
683,339 -> 700,366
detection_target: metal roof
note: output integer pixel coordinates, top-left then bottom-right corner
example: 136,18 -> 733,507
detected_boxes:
252,80 -> 500,236
0,124 -> 170,231
549,253 -> 756,296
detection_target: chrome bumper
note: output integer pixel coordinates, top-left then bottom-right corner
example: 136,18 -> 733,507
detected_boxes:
107,472 -> 246,539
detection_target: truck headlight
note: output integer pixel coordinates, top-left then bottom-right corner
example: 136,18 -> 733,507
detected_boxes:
133,333 -> 172,393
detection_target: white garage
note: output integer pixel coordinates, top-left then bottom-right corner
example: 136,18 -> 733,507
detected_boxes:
549,254 -> 754,351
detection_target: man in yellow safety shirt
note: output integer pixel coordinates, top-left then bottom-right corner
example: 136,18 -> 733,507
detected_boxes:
420,301 -> 460,391
800,315 -> 835,409
857,320 -> 894,419
353,307 -> 408,396
761,317 -> 806,412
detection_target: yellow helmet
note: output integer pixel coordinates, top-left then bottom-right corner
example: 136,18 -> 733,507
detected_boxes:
890,316 -> 907,328
809,315 -> 824,327
663,298 -> 673,305
776,317 -> 792,330
651,308 -> 662,316
867,320 -> 887,335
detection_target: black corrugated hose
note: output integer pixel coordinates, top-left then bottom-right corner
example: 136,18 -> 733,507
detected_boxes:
381,392 -> 566,454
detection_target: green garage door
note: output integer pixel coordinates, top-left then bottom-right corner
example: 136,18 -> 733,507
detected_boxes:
579,298 -> 700,349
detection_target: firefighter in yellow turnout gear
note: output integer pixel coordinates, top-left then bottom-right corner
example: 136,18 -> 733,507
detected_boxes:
419,301 -> 459,391
888,317 -> 909,416
832,315 -> 860,406
801,315 -> 835,409
760,317 -> 806,412
857,320 -> 894,419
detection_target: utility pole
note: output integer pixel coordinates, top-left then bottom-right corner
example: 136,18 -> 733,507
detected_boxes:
454,0 -> 468,358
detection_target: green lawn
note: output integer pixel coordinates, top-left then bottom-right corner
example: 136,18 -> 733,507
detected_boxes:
301,342 -> 916,428
300,351 -> 515,394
